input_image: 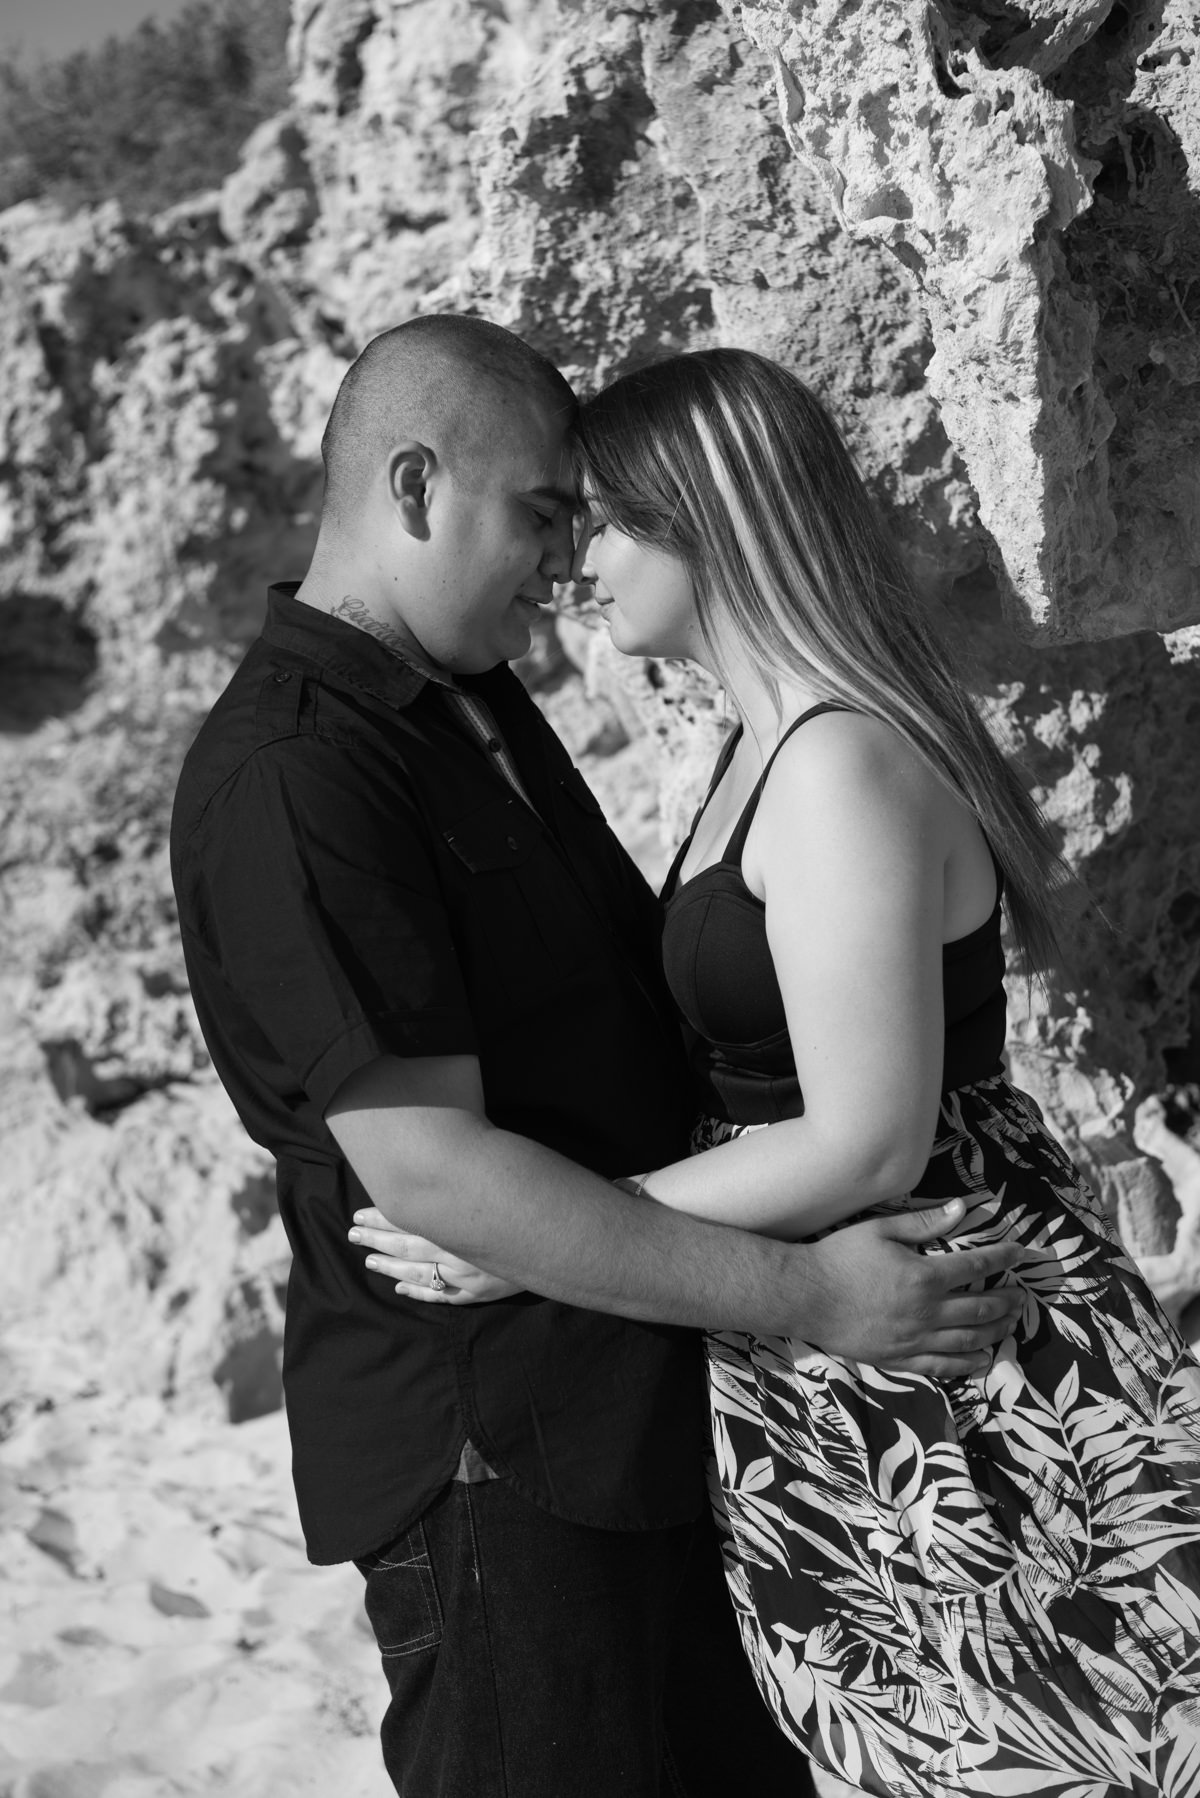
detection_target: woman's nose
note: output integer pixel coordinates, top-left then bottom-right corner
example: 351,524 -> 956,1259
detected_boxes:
568,513 -> 595,585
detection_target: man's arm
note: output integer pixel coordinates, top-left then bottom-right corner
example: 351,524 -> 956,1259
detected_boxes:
326,1053 -> 1025,1376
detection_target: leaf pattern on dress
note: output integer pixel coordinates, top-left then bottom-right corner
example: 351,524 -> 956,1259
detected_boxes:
696,1076 -> 1200,1797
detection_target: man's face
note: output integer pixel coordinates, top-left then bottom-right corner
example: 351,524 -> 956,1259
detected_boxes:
400,389 -> 578,675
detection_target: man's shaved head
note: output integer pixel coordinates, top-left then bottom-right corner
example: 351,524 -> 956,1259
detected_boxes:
320,315 -> 575,526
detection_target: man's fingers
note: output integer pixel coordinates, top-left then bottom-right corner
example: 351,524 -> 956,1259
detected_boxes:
886,1208 -> 1029,1290
920,1313 -> 1014,1350
885,1351 -> 994,1380
925,1288 -> 1022,1332
919,1321 -> 1011,1355
887,1199 -> 1024,1259
927,1243 -> 1028,1289
885,1198 -> 966,1240
884,1201 -> 1029,1285
939,1191 -> 1007,1236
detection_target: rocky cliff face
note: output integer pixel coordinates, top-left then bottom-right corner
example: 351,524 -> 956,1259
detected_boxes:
724,0 -> 1200,642
1,0 -> 1198,1435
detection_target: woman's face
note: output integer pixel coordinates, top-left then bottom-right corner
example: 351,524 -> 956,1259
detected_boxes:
582,517 -> 703,660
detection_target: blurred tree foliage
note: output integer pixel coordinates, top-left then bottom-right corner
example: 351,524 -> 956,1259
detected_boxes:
0,0 -> 292,215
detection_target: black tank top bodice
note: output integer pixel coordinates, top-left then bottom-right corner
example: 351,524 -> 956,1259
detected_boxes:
661,705 -> 1007,1126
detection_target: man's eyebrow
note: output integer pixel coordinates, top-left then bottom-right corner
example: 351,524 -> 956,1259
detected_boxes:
519,484 -> 582,508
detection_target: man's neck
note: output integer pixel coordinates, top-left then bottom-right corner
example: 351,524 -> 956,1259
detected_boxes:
329,593 -> 435,668
297,576 -> 455,686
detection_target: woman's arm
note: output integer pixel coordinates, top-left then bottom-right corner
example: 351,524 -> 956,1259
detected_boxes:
639,713 -> 954,1238
327,1050 -> 1025,1362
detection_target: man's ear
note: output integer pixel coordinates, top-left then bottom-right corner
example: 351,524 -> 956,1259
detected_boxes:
387,443 -> 437,539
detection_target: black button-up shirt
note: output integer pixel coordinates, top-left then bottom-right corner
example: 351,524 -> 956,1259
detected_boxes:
171,587 -> 701,1563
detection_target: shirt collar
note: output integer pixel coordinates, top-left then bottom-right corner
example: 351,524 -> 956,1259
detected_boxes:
262,582 -> 455,710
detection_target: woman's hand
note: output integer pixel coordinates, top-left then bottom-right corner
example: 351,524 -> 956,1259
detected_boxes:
348,1208 -> 525,1304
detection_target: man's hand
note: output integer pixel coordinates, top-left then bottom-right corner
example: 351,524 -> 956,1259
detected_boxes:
797,1197 -> 1024,1378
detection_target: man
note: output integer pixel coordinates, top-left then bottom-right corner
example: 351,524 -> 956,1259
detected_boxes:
171,315 -> 1023,1796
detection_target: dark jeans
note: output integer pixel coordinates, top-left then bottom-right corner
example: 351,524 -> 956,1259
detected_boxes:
355,1478 -> 813,1796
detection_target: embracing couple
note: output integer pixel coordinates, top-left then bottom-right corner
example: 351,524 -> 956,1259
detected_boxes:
172,316 -> 1200,1798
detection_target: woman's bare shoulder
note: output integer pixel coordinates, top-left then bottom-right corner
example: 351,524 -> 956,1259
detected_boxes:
763,707 -> 939,814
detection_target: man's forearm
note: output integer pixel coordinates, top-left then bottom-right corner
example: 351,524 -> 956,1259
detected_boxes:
375,1113 -> 803,1333
328,1056 -> 1026,1370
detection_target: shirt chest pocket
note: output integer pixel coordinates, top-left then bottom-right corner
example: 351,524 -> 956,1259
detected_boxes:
440,796 -> 593,1007
442,795 -> 536,874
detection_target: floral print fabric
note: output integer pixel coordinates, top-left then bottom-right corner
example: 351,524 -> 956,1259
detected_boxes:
696,1077 -> 1200,1797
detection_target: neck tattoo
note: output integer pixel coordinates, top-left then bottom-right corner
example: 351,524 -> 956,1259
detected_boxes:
331,594 -> 414,663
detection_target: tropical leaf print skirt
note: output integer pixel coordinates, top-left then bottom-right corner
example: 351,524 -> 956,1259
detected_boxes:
694,1076 -> 1200,1797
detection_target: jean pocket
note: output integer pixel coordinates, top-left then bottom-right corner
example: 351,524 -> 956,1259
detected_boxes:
354,1519 -> 443,1657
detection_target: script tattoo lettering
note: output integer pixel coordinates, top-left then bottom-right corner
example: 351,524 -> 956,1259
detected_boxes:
331,594 -> 413,662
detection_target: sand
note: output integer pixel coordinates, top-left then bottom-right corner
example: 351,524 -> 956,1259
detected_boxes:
0,1360 -> 862,1797
0,1367 -> 391,1798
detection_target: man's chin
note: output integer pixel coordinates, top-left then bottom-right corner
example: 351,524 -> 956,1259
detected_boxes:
503,611 -> 538,659
452,626 -> 532,674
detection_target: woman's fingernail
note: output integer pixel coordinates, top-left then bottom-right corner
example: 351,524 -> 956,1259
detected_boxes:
348,1229 -> 362,1242
365,1257 -> 379,1270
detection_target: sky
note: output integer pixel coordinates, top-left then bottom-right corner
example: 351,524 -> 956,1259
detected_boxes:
0,0 -> 198,60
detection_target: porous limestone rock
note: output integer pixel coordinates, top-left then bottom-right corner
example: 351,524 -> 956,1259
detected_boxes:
288,0 -> 557,346
0,676 -> 287,1422
720,0 -> 1200,639
447,0 -> 982,594
1,959 -> 285,1426
0,197 -> 334,665
1132,1095 -> 1200,1322
218,111 -> 319,272
933,578 -> 1200,1270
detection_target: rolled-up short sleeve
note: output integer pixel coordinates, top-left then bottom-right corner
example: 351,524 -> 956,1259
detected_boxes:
191,739 -> 477,1114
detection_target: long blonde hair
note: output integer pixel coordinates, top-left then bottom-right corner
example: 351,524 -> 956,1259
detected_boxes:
574,348 -> 1069,973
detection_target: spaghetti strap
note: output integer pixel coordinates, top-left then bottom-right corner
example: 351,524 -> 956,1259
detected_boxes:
661,722 -> 743,896
720,702 -> 852,868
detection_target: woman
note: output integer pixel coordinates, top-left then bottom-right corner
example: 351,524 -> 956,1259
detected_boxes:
350,349 -> 1200,1795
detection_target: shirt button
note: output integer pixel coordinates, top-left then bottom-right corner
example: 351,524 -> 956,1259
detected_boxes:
486,738 -> 501,752
506,836 -> 519,850
273,671 -> 292,684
